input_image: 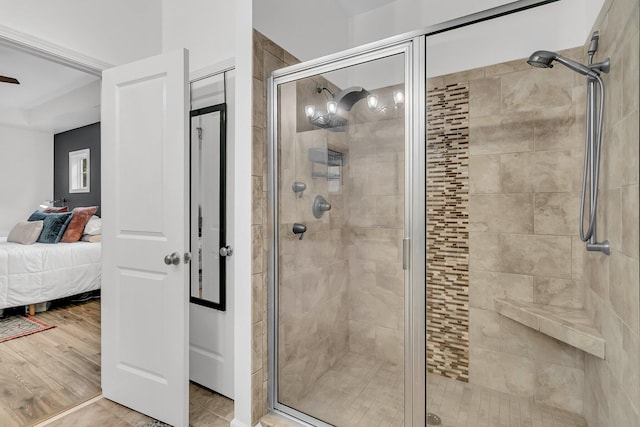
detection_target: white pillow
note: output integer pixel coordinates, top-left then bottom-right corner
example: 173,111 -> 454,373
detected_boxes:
83,215 -> 102,235
7,220 -> 44,244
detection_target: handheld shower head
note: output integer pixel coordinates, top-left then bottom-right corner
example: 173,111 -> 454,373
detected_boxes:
527,50 -> 600,78
527,50 -> 555,68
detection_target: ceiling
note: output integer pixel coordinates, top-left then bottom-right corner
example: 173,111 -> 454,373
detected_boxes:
0,43 -> 100,133
334,0 -> 396,16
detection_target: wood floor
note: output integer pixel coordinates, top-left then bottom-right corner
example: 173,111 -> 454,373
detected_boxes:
0,299 -> 101,427
41,382 -> 233,427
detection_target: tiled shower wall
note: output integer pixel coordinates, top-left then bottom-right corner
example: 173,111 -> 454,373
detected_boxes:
252,30 -> 298,423
428,45 -> 591,415
252,31 -> 405,421
345,88 -> 405,367
426,81 -> 470,381
277,80 -> 350,404
583,0 -> 640,425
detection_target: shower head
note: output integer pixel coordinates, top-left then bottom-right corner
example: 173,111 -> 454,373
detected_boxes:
527,50 -> 600,78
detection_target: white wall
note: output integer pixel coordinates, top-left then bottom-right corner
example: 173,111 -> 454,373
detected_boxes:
254,0 -> 608,81
353,0 -> 609,78
0,0 -> 162,65
252,0 -> 351,62
161,1 -> 253,425
162,0 -> 236,72
0,124 -> 53,236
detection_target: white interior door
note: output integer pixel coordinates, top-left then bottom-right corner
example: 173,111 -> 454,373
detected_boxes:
101,48 -> 190,427
188,70 -> 235,398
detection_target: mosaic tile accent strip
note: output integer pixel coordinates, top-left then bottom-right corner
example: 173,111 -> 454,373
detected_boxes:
426,81 -> 470,381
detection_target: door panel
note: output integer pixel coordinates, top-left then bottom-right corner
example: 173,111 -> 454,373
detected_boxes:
101,49 -> 190,427
188,70 -> 235,398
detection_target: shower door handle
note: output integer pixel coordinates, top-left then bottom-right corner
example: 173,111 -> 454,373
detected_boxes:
403,238 -> 410,270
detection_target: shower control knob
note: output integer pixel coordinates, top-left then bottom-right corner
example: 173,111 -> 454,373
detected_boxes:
312,195 -> 332,219
292,223 -> 307,240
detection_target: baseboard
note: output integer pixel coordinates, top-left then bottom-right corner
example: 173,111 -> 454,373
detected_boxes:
230,418 -> 252,427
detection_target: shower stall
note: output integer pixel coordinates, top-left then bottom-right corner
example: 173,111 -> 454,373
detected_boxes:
262,0 -> 639,426
267,39 -> 426,426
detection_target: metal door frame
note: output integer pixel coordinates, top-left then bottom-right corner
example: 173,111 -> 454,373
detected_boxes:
267,36 -> 425,427
266,1 -> 560,425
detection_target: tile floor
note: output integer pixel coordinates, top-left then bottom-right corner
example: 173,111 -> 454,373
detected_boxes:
426,374 -> 587,427
279,352 -> 404,426
263,355 -> 587,427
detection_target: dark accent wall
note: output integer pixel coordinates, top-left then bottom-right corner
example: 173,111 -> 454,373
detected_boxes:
54,122 -> 101,215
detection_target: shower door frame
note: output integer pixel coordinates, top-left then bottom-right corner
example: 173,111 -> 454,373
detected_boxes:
267,36 -> 426,427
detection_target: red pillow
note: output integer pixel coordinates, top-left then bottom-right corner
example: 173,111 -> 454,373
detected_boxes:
44,206 -> 69,213
60,206 -> 98,243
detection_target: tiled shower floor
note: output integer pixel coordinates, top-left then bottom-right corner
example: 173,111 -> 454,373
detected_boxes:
280,352 -> 405,426
427,374 -> 587,427
265,353 -> 587,427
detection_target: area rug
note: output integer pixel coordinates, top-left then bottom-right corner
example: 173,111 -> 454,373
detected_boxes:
0,315 -> 56,343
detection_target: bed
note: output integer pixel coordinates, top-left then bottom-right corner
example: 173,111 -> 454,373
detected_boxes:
0,237 -> 101,314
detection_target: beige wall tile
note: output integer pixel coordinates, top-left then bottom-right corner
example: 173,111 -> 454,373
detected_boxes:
534,362 -> 584,414
469,154 -> 501,194
469,113 -> 534,155
470,193 -> 533,233
621,184 -> 639,259
469,347 -> 534,397
469,308 -> 501,351
572,236 -> 585,281
622,325 -> 640,413
252,321 -> 263,374
375,326 -> 404,365
469,270 -> 533,310
469,77 -> 501,118
621,22 -> 639,117
606,110 -> 640,189
469,232 -> 501,271
609,254 -> 640,335
500,152 -> 534,193
534,192 -> 580,236
586,251 -> 609,299
252,225 -> 263,274
533,106 -> 582,151
501,234 -> 572,279
610,373 -> 640,427
603,188 -> 622,255
534,277 -> 583,308
501,67 -> 574,112
534,149 -> 583,193
349,320 -> 376,355
500,316 -> 585,369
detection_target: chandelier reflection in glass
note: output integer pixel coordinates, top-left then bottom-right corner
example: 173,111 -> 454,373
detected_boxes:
304,84 -> 404,132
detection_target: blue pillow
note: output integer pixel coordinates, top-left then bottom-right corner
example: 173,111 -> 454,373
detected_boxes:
27,211 -> 73,244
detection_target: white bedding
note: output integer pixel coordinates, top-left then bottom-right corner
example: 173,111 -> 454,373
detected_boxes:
0,237 -> 101,309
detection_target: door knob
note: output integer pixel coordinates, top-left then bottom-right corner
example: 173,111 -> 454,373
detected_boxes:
219,245 -> 233,257
164,252 -> 181,265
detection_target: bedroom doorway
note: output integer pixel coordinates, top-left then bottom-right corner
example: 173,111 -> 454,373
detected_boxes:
0,31 -> 106,427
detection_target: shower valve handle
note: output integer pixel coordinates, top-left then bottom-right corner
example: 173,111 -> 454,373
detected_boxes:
292,223 -> 307,240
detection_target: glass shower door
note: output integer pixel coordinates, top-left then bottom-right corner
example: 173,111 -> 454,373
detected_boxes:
271,50 -> 412,426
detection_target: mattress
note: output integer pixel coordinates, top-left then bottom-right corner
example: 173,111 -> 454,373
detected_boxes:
0,237 -> 101,309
